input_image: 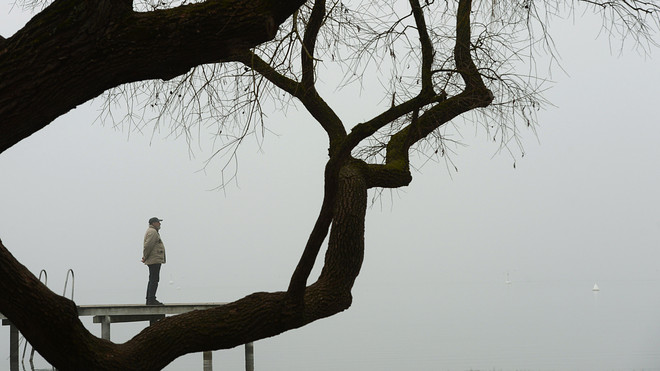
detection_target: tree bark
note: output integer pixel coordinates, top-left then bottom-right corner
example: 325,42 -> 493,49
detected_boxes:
0,0 -> 306,154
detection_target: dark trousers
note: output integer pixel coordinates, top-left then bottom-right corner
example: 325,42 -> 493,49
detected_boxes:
146,263 -> 161,300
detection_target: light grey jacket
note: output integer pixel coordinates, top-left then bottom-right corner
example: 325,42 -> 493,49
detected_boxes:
143,225 -> 166,265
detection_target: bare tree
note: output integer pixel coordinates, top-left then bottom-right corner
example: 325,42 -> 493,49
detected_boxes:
0,0 -> 658,370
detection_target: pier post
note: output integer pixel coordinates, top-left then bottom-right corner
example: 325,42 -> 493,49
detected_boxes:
9,324 -> 18,371
100,316 -> 111,340
245,342 -> 254,371
203,351 -> 212,371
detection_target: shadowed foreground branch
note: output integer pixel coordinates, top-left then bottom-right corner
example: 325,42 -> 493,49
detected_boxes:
0,160 -> 367,370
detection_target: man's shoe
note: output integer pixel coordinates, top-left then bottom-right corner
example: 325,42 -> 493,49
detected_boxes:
146,299 -> 164,306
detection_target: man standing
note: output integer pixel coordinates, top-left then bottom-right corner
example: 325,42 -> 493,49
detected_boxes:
142,217 -> 166,305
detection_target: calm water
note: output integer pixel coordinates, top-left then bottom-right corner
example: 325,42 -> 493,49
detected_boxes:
5,279 -> 660,370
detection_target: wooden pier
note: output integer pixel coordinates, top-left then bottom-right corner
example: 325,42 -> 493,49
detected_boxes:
1,303 -> 255,371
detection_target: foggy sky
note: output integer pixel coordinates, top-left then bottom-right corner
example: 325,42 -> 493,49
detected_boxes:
1,2 -> 659,370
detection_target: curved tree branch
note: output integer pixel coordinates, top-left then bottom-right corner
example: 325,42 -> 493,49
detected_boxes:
364,0 -> 493,189
0,158 -> 367,370
454,0 -> 490,93
234,51 -> 302,96
235,1 -> 347,154
299,0 -> 348,153
286,160 -> 338,298
409,0 -> 434,94
301,0 -> 326,88
336,0 -> 443,177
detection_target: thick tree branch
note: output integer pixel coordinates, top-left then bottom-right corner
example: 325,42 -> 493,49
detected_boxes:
0,0 -> 306,154
363,0 -> 493,189
337,0 -> 440,164
234,51 -> 302,96
299,0 -> 348,153
336,0 -> 442,187
235,1 -> 347,154
286,160 -> 338,298
344,91 -> 446,157
234,49 -> 345,146
301,0 -> 325,88
409,0 -> 434,94
454,0 -> 489,93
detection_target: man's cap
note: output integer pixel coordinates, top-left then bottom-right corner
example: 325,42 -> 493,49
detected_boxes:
149,217 -> 163,224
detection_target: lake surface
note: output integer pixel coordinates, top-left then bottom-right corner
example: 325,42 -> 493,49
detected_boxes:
4,279 -> 660,370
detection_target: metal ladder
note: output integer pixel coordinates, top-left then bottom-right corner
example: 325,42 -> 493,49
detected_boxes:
18,269 -> 74,371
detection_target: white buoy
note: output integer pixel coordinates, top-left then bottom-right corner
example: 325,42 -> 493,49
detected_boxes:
592,283 -> 600,291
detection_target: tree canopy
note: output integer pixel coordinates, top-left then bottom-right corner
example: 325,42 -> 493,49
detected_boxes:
0,0 -> 658,370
